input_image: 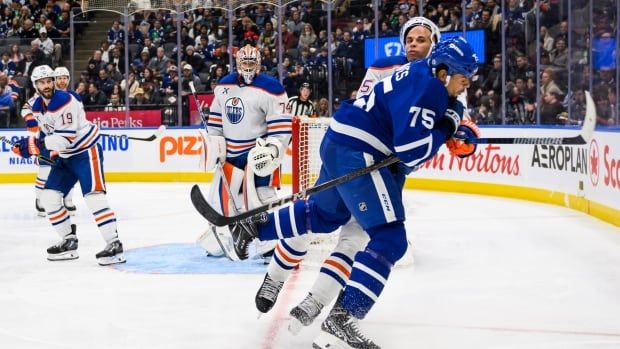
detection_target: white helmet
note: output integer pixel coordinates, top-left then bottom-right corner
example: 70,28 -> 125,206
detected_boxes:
236,44 -> 261,84
30,65 -> 55,86
399,17 -> 441,58
53,67 -> 70,79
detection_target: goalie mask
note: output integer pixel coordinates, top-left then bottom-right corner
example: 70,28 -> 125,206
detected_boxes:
236,45 -> 261,84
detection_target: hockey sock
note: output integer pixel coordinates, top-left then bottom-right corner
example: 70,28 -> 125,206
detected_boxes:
341,221 -> 406,319
84,193 -> 118,243
311,219 -> 369,305
342,248 -> 392,319
41,189 -> 72,238
64,187 -> 75,206
258,200 -> 310,240
313,251 -> 354,306
267,237 -> 308,282
35,166 -> 51,201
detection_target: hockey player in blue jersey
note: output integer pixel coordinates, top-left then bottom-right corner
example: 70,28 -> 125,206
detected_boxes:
253,16 -> 445,333
12,65 -> 126,265
225,37 -> 481,348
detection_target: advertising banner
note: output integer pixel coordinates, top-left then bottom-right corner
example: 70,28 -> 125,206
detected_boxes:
86,110 -> 162,128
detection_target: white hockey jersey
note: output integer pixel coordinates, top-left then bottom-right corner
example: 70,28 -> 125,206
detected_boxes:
207,73 -> 291,158
31,90 -> 99,158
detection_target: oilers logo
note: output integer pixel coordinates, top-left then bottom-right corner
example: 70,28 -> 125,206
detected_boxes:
225,97 -> 245,124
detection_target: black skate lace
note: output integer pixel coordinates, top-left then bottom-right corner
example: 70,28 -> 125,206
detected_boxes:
258,276 -> 282,300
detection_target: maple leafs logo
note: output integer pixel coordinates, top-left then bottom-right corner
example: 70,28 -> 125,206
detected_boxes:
589,139 -> 599,186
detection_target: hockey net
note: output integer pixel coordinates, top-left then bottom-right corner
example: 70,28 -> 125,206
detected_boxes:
291,115 -> 413,269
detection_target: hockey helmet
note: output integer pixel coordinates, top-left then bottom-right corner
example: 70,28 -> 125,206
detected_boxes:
236,44 -> 261,84
30,65 -> 55,86
428,37 -> 479,78
400,16 -> 441,57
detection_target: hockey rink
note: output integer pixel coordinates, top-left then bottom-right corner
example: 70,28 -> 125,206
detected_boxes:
0,182 -> 619,349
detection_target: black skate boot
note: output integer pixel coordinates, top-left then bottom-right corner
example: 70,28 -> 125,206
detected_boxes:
96,239 -> 126,266
47,224 -> 78,261
230,220 -> 258,260
289,293 -> 324,335
255,273 -> 284,313
35,199 -> 46,217
313,302 -> 380,349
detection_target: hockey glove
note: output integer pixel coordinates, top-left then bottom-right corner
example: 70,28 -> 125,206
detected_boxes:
248,138 -> 282,177
12,136 -> 44,158
446,119 -> 481,158
24,114 -> 39,134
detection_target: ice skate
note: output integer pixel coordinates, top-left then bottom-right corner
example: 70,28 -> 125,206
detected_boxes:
255,273 -> 284,313
289,293 -> 324,335
96,239 -> 126,266
313,302 -> 380,349
47,224 -> 78,261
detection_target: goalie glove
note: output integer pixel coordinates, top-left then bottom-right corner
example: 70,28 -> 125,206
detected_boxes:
248,137 -> 282,177
446,118 -> 481,158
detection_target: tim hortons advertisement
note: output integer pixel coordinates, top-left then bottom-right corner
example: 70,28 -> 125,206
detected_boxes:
86,110 -> 162,128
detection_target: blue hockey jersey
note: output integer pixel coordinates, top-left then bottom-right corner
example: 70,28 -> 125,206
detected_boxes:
326,59 -> 455,169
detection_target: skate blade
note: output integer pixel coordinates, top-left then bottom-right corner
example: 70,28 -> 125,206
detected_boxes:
47,251 -> 79,261
312,331 -> 351,349
37,211 -> 46,218
288,318 -> 304,335
97,253 -> 126,266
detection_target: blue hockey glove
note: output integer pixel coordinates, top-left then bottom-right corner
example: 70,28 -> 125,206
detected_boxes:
12,136 -> 44,159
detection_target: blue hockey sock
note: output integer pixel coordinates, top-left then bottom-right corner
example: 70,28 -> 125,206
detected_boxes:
258,200 -> 310,240
341,247 -> 392,319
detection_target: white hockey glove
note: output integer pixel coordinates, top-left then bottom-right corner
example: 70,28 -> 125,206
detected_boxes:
248,137 -> 282,177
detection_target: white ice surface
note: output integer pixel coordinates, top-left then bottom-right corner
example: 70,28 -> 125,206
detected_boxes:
0,182 -> 619,349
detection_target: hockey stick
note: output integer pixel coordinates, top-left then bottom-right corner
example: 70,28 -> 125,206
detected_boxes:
101,125 -> 166,142
191,155 -> 400,227
0,135 -> 56,165
188,81 -> 208,128
469,91 -> 597,145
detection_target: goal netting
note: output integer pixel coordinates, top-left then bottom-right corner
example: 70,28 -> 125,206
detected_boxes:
291,116 -> 413,269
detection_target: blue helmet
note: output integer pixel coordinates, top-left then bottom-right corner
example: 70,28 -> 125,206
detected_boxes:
428,37 -> 479,78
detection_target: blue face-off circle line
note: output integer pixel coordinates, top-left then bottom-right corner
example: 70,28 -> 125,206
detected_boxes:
110,243 -> 268,274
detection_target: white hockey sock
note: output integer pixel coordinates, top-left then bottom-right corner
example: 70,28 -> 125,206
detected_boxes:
40,190 -> 72,238
267,236 -> 309,282
64,187 -> 75,206
84,192 -> 118,243
35,166 -> 51,201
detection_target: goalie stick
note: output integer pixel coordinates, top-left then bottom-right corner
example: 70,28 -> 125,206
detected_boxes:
191,155 -> 400,227
101,125 -> 166,142
469,91 -> 597,145
0,135 -> 55,165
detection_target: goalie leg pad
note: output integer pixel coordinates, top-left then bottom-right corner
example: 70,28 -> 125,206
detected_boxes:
199,133 -> 227,171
